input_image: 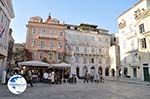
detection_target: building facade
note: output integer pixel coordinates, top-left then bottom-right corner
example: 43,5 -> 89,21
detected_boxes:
0,0 -> 14,81
7,28 -> 14,67
135,9 -> 150,81
65,24 -> 111,77
26,16 -> 111,77
26,16 -> 65,64
118,0 -> 150,81
109,34 -> 120,77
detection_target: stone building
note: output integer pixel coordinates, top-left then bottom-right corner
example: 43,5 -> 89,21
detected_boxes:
26,15 -> 111,77
26,15 -> 65,64
0,0 -> 14,82
65,24 -> 111,77
118,0 -> 150,81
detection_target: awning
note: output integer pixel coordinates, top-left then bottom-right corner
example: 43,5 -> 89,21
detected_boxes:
18,61 -> 51,67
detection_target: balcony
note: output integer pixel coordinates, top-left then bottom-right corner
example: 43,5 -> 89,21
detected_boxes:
38,34 -> 57,39
38,46 -> 56,51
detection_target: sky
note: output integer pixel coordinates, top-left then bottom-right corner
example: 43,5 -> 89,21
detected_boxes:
11,0 -> 138,43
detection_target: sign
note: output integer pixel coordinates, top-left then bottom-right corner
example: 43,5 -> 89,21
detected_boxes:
7,75 -> 27,94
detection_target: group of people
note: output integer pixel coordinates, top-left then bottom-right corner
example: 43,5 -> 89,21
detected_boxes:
83,71 -> 104,83
6,68 -> 34,87
42,71 -> 55,83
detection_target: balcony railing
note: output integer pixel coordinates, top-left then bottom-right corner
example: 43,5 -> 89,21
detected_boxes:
38,46 -> 57,51
38,34 -> 57,39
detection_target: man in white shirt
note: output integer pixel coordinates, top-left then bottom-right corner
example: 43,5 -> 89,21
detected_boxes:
43,71 -> 48,83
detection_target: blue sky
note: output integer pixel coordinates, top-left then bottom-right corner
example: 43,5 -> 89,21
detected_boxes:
11,0 -> 138,43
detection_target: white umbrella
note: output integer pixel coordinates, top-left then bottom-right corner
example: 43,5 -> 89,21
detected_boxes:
18,61 -> 51,67
51,62 -> 71,68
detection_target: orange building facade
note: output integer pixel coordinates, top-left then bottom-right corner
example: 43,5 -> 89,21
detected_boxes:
26,16 -> 65,64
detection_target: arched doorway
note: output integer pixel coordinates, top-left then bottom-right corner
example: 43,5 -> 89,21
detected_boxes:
98,67 -> 103,75
90,66 -> 95,75
124,67 -> 128,76
83,66 -> 88,76
76,67 -> 80,77
111,69 -> 115,77
105,67 -> 109,76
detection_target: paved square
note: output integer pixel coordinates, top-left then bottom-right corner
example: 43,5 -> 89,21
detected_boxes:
0,81 -> 150,99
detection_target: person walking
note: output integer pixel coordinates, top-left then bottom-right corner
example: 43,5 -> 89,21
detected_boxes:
84,71 -> 89,83
26,69 -> 33,87
48,72 -> 52,83
43,71 -> 48,83
51,71 -> 55,84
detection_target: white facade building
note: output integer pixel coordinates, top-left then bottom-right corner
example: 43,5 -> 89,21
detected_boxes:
65,24 -> 111,77
0,0 -> 14,81
118,0 -> 150,81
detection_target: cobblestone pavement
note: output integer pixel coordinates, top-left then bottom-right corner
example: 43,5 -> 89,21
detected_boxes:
0,80 -> 150,99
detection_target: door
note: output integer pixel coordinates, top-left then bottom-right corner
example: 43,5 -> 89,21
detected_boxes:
133,68 -> 137,77
143,67 -> 150,81
76,67 -> 79,77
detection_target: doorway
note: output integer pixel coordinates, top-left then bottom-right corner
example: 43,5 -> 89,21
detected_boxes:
105,67 -> 109,76
98,67 -> 103,75
133,68 -> 137,77
143,67 -> 150,81
111,69 -> 115,77
76,67 -> 79,77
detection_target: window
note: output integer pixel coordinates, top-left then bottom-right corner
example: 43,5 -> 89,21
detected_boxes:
75,56 -> 79,63
50,42 -> 54,49
114,38 -> 116,42
43,29 -> 46,33
83,57 -> 87,64
32,28 -> 36,35
48,53 -> 53,60
84,47 -> 87,53
40,51 -> 43,59
91,58 -> 94,63
58,32 -> 63,37
91,48 -> 95,53
40,41 -> 44,48
140,38 -> 146,49
32,52 -> 35,59
67,26 -> 70,29
139,24 -> 145,33
31,39 -> 35,46
75,27 -> 78,30
50,31 -> 54,36
58,42 -> 62,48
76,46 -> 79,51
99,58 -> 101,64
41,29 -> 46,33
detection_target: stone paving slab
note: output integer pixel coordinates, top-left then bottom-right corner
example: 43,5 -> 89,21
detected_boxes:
105,77 -> 150,86
0,81 -> 150,99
